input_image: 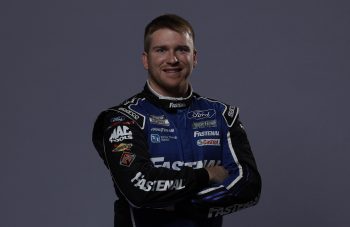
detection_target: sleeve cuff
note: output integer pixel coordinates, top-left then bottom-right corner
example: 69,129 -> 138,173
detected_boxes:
193,168 -> 209,188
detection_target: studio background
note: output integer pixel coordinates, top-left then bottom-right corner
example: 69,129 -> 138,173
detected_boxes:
1,0 -> 349,226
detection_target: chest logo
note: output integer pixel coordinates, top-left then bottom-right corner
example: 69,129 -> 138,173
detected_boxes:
150,134 -> 161,143
188,109 -> 216,120
194,131 -> 220,137
150,134 -> 177,143
197,139 -> 221,146
149,115 -> 170,126
192,120 -> 217,129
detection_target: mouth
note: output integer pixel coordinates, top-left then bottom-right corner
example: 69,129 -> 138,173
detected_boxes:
163,68 -> 182,73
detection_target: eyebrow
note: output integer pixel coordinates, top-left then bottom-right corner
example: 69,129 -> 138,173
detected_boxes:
151,45 -> 190,50
151,45 -> 168,50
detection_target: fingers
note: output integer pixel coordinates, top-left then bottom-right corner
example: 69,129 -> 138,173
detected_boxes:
205,166 -> 229,183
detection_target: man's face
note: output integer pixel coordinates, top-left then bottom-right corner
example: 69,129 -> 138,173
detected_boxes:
142,28 -> 197,97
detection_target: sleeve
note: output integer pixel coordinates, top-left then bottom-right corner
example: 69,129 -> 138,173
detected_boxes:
177,108 -> 261,218
92,110 -> 210,209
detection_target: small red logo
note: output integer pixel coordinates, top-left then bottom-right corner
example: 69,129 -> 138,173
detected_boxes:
120,152 -> 136,167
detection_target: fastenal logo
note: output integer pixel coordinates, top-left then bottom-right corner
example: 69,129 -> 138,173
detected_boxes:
208,197 -> 259,218
194,131 -> 220,137
131,172 -> 185,192
197,139 -> 220,146
188,109 -> 216,120
169,102 -> 186,108
151,156 -> 222,170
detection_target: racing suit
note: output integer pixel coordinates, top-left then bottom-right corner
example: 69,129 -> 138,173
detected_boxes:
92,82 -> 261,227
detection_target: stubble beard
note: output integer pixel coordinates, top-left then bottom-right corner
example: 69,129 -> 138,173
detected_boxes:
148,73 -> 189,97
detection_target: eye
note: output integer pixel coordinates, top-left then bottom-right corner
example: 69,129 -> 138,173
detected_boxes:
177,46 -> 190,53
155,48 -> 166,53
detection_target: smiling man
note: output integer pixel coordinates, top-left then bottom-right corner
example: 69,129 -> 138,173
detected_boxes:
92,14 -> 261,227
142,27 -> 197,97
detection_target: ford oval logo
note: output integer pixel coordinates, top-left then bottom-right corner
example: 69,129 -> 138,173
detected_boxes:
187,109 -> 216,119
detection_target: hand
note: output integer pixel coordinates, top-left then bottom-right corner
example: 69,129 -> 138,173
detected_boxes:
205,166 -> 229,184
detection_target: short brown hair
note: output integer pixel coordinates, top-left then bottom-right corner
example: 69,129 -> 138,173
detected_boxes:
144,14 -> 195,52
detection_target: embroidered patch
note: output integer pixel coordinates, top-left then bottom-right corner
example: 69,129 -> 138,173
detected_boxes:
112,143 -> 133,152
120,152 -> 136,167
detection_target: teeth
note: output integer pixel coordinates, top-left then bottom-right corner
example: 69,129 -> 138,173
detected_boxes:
164,69 -> 180,72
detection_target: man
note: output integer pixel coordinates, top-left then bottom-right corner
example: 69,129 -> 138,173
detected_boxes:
92,14 -> 261,227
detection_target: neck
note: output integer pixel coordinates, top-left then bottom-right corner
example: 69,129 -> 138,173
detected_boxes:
143,82 -> 194,110
147,80 -> 190,98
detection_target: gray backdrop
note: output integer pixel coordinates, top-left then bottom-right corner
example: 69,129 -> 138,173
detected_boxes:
1,0 -> 349,226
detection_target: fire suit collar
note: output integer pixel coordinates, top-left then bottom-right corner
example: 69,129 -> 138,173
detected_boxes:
143,81 -> 193,110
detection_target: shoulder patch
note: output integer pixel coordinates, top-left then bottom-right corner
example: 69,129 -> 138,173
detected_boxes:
108,96 -> 146,129
222,105 -> 239,127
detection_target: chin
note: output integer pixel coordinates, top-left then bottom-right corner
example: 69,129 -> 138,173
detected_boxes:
164,79 -> 186,88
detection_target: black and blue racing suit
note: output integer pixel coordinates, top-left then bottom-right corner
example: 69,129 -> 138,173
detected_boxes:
92,82 -> 261,227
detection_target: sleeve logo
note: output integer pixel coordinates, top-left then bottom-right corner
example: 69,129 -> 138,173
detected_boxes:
109,126 -> 133,143
130,172 -> 185,191
120,152 -> 136,167
112,143 -> 133,152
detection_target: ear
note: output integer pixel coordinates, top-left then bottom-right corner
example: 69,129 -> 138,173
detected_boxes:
142,52 -> 149,70
193,49 -> 198,68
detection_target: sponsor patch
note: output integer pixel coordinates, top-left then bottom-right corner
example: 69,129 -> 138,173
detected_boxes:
118,107 -> 140,120
110,116 -> 125,122
151,156 -> 222,170
109,126 -> 133,143
150,127 -> 175,133
131,172 -> 185,192
194,131 -> 220,138
111,120 -> 135,127
120,152 -> 136,167
150,134 -> 177,143
208,196 -> 259,218
169,102 -> 186,108
112,143 -> 132,152
223,106 -> 238,127
150,134 -> 161,143
197,139 -> 220,146
227,106 -> 236,118
149,115 -> 170,126
188,109 -> 216,120
192,120 -> 217,129
111,106 -> 145,130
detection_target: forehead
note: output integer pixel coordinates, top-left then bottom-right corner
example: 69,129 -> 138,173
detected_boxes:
148,28 -> 194,47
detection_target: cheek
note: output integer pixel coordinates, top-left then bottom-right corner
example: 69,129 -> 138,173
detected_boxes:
182,54 -> 194,62
149,56 -> 163,66
184,57 -> 195,67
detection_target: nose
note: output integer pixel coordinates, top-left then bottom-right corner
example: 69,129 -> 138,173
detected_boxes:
167,51 -> 179,64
